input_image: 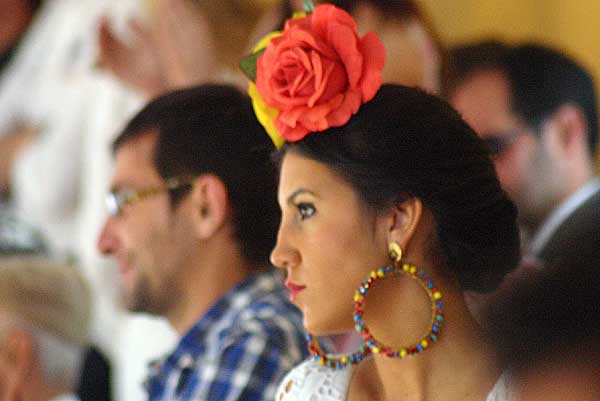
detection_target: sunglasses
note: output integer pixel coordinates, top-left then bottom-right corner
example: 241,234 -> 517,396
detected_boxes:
482,130 -> 527,157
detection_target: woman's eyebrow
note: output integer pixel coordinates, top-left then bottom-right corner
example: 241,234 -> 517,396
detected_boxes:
287,188 -> 319,205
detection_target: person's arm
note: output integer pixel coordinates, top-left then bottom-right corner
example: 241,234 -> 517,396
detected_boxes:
97,0 -> 217,98
97,16 -> 165,97
0,125 -> 37,194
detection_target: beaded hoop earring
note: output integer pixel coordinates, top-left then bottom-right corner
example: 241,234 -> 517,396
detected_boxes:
305,333 -> 371,369
353,242 -> 443,358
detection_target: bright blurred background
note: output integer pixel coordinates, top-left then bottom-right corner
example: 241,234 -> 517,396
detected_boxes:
420,0 -> 600,101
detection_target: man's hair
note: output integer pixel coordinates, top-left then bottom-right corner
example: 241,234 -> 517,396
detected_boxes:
446,41 -> 598,156
503,44 -> 598,156
444,40 -> 510,96
113,84 -> 279,266
0,257 -> 90,389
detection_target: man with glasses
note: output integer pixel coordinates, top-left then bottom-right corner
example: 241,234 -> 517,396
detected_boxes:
97,85 -> 307,401
447,42 -> 599,269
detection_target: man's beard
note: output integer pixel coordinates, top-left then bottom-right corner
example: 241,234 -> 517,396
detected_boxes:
123,267 -> 177,318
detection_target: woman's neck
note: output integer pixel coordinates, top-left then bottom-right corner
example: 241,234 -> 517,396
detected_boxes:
348,289 -> 502,401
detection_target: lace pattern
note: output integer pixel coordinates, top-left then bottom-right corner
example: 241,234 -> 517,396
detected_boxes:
275,359 -> 515,401
276,359 -> 352,401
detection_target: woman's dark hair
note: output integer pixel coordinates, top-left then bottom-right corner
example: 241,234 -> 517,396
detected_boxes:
488,246 -> 600,367
278,84 -> 520,292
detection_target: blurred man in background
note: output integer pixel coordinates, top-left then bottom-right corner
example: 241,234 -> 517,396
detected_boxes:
0,257 -> 91,401
97,85 -> 307,401
448,42 -> 599,268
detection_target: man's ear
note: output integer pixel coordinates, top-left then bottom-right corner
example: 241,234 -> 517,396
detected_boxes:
188,174 -> 229,240
0,329 -> 33,401
548,103 -> 588,156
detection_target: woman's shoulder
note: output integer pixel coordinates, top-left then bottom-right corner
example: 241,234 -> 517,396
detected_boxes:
275,358 -> 353,401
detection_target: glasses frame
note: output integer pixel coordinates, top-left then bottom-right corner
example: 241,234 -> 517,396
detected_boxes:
105,177 -> 194,217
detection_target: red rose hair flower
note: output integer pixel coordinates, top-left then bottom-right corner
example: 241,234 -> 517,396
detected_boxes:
250,4 -> 386,143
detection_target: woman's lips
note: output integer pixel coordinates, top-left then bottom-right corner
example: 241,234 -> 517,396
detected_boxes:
285,280 -> 306,301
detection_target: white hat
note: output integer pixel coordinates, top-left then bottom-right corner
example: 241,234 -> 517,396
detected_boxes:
0,257 -> 91,346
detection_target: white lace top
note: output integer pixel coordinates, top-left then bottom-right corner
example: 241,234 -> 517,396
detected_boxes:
275,359 -> 515,401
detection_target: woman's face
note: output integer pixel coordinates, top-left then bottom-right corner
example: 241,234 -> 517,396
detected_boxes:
271,152 -> 390,334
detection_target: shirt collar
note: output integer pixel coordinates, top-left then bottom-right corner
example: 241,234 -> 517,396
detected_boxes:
49,394 -> 79,401
529,177 -> 600,256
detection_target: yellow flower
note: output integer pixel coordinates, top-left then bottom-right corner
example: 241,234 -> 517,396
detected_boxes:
247,31 -> 285,149
253,31 -> 282,53
248,82 -> 284,149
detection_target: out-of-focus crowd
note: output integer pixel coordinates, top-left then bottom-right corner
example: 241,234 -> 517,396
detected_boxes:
0,1 -> 598,401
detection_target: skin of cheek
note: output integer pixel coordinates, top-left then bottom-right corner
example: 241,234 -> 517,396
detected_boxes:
277,152 -> 389,335
294,206 -> 386,335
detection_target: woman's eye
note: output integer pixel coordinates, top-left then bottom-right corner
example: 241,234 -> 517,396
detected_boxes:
297,203 -> 316,220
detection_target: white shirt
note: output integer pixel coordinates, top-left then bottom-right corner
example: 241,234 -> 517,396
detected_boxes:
276,359 -> 516,401
528,178 -> 600,257
50,393 -> 79,401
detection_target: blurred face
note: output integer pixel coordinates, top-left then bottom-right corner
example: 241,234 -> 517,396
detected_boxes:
0,0 -> 33,53
451,69 -> 560,228
351,5 -> 441,93
97,132 -> 196,315
270,152 -> 389,334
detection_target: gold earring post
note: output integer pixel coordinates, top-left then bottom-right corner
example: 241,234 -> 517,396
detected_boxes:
388,242 -> 403,263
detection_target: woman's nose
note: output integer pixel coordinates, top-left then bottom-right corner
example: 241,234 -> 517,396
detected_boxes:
270,229 -> 300,269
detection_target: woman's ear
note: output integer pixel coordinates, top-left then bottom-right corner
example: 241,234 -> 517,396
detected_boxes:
188,174 -> 229,240
387,197 -> 423,251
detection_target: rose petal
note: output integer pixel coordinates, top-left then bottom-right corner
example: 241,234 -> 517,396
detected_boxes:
287,27 -> 337,60
285,13 -> 311,32
276,116 -> 310,141
315,61 -> 347,105
311,5 -> 357,43
268,49 -> 313,107
358,32 -> 386,102
299,103 -> 333,131
325,90 -> 361,127
306,50 -> 323,104
281,103 -> 330,132
326,23 -> 362,88
279,106 -> 307,127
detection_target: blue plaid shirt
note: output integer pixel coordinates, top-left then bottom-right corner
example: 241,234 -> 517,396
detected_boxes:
144,270 -> 307,401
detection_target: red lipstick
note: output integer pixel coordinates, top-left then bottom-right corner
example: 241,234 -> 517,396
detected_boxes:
285,280 -> 306,301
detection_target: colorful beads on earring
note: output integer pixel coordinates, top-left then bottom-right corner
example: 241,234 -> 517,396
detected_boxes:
353,263 -> 443,358
306,333 -> 371,369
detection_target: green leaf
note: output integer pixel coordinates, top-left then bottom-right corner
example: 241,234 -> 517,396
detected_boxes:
304,0 -> 315,13
239,49 -> 265,82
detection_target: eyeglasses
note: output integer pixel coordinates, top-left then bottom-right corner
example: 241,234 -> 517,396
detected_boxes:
482,130 -> 527,158
105,177 -> 193,216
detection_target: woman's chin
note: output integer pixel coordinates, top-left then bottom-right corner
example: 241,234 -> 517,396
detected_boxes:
303,315 -> 354,336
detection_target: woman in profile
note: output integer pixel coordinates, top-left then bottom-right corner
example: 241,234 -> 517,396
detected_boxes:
245,3 -> 520,400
